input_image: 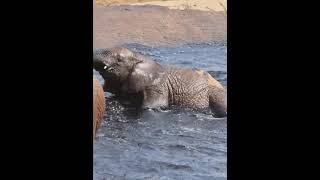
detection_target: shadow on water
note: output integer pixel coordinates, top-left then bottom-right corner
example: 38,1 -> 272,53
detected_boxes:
94,43 -> 227,180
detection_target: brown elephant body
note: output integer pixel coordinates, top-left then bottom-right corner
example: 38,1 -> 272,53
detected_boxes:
93,78 -> 105,138
93,47 -> 227,117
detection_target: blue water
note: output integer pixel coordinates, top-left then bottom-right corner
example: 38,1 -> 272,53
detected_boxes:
93,43 -> 227,180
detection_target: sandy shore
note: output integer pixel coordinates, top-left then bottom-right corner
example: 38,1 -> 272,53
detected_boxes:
93,0 -> 227,48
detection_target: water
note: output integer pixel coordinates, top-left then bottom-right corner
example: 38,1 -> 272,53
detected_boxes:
93,43 -> 227,180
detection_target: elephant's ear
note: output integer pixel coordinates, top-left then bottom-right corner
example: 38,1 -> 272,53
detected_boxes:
122,53 -> 164,93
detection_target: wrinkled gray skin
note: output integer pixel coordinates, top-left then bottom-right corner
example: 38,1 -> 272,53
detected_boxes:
93,47 -> 227,117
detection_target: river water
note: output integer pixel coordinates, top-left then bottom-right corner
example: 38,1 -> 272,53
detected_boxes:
93,43 -> 227,180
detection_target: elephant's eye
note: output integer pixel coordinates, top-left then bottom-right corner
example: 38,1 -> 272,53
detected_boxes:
103,65 -> 107,70
117,57 -> 123,62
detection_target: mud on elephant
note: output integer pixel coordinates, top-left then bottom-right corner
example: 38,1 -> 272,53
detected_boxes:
93,78 -> 106,138
93,47 -> 227,117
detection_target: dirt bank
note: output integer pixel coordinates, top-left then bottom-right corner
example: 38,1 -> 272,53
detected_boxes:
94,0 -> 227,12
94,4 -> 226,48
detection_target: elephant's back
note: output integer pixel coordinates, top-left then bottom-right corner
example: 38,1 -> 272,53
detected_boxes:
194,69 -> 225,90
166,68 -> 210,109
93,78 -> 106,138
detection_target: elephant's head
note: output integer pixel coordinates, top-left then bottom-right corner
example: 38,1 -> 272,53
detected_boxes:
93,47 -> 165,94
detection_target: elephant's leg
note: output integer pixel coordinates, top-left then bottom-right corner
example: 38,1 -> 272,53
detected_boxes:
141,88 -> 168,109
207,75 -> 227,117
209,89 -> 227,117
195,70 -> 227,117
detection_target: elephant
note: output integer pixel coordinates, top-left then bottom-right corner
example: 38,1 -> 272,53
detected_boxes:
93,47 -> 227,117
93,77 -> 106,138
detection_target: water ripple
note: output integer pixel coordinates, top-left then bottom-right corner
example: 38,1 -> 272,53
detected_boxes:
94,43 -> 227,180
